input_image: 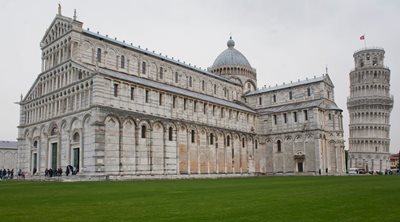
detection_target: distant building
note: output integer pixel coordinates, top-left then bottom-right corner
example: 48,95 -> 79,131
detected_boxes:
0,141 -> 18,170
347,47 -> 394,172
17,8 -> 346,178
389,154 -> 399,169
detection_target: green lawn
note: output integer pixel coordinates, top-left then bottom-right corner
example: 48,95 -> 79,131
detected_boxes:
0,176 -> 399,222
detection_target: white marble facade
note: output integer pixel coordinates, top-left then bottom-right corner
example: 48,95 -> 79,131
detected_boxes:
17,11 -> 346,177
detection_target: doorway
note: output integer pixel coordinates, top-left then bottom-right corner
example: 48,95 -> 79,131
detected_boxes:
51,143 -> 57,169
297,162 -> 304,172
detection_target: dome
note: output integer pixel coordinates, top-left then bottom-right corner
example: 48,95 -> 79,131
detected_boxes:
211,37 -> 252,70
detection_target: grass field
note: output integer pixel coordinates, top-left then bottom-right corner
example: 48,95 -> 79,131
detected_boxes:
1,176 -> 399,222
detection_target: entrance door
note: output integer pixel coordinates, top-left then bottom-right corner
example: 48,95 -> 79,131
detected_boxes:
73,148 -> 80,170
51,143 -> 57,169
298,162 -> 303,172
33,153 -> 37,172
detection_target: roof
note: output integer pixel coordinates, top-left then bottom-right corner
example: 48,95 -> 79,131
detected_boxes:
0,141 -> 17,149
246,75 -> 330,96
257,99 -> 342,113
82,30 -> 240,86
211,37 -> 252,70
96,68 -> 255,113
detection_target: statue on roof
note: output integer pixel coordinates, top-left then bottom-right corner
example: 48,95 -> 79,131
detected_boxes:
58,3 -> 62,15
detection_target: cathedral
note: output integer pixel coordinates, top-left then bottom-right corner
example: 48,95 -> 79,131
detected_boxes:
17,9 -> 346,178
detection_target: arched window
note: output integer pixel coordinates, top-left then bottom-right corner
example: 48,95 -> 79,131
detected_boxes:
210,133 -> 214,145
97,48 -> 101,63
142,61 -> 146,74
168,127 -> 173,141
191,130 -> 195,143
33,140 -> 38,148
277,140 -> 282,152
73,132 -> 80,143
141,125 -> 146,138
227,135 -> 230,146
159,67 -> 163,79
120,55 -> 125,68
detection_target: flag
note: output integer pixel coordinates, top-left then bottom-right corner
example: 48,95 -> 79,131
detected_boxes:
360,35 -> 365,40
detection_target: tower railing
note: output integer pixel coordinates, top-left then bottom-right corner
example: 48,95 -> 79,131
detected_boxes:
354,47 -> 385,54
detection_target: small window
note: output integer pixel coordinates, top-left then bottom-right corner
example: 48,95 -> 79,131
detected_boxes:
183,98 -> 187,110
142,61 -> 146,74
274,115 -> 277,125
328,91 -> 330,99
214,85 -> 217,94
203,103 -> 207,114
284,113 -> 287,123
202,80 -> 205,91
304,110 -> 308,121
113,84 -> 118,97
159,93 -> 163,105
191,130 -> 195,143
289,91 -> 293,100
189,76 -> 192,87
145,90 -> 149,103
130,87 -> 134,100
307,88 -> 311,97
96,48 -> 101,63
227,135 -> 230,147
273,94 -> 276,103
329,113 -> 332,120
159,67 -> 163,79
277,140 -> 282,152
293,112 -> 297,122
168,127 -> 173,141
242,138 -> 245,148
173,96 -> 176,108
175,72 -> 178,83
259,97 -> 262,105
120,55 -> 125,68
221,108 -> 224,118
141,125 -> 146,138
210,133 -> 214,145
255,140 -> 258,149
229,110 -> 232,119
213,105 -> 215,116
194,101 -> 197,112
33,140 -> 38,148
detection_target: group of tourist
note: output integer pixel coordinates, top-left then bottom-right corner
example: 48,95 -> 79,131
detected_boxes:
0,168 -> 14,180
44,165 -> 79,177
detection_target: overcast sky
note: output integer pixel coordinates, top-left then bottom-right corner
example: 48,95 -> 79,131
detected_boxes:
0,0 -> 398,153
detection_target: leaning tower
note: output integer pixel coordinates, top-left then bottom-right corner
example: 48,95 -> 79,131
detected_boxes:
347,48 -> 394,172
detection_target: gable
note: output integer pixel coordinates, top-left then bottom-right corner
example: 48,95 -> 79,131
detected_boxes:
40,15 -> 73,49
22,61 -> 95,104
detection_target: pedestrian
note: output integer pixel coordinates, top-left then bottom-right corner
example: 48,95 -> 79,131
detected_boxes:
66,166 -> 70,176
45,168 -> 49,177
318,169 -> 321,175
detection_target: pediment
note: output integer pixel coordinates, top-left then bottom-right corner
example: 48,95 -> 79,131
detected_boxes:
22,61 -> 94,103
40,15 -> 73,48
